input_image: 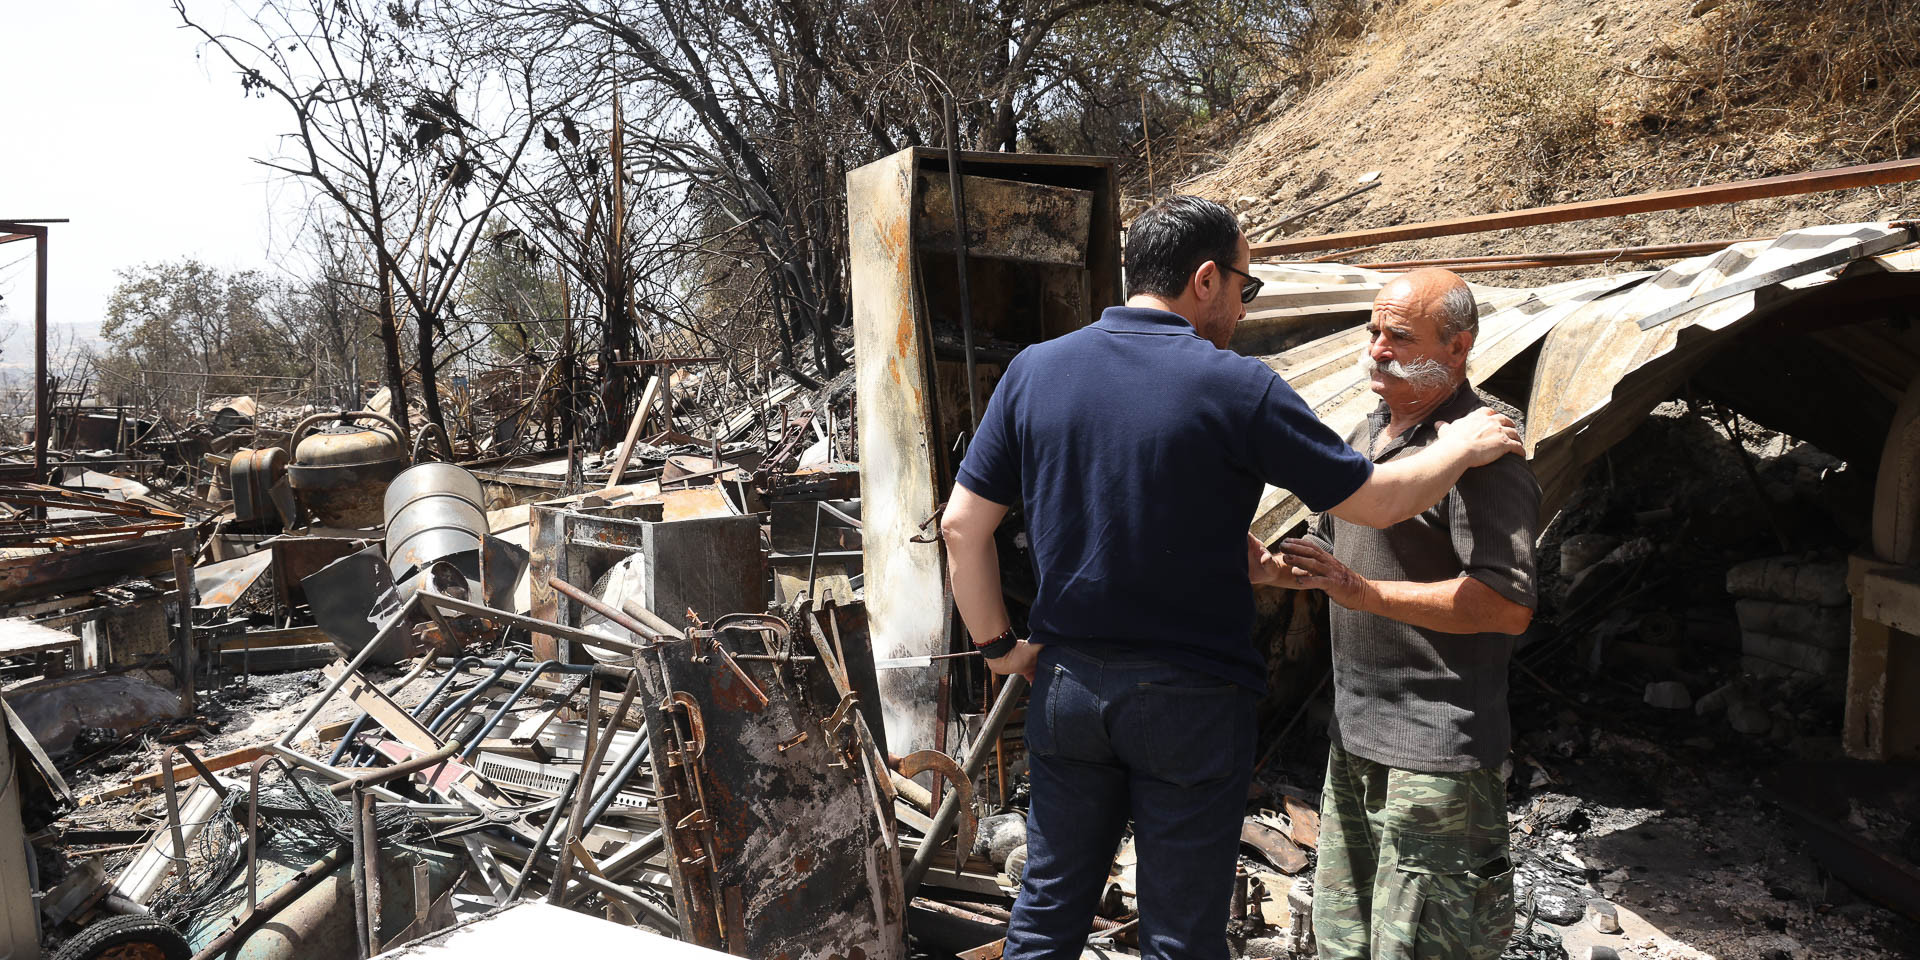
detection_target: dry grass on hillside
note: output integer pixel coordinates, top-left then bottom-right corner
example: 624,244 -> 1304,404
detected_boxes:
1657,0 -> 1920,157
1174,0 -> 1920,278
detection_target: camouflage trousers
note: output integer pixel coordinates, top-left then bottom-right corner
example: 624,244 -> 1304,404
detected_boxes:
1311,746 -> 1513,960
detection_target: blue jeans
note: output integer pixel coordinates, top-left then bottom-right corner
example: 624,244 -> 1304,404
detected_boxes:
1006,644 -> 1258,960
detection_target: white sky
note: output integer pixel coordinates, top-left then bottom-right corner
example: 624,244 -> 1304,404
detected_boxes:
0,1 -> 304,358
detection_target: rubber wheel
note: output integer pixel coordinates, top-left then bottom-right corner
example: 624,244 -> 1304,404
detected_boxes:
52,915 -> 192,960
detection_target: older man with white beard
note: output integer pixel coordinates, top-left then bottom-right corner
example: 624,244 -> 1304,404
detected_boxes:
1277,268 -> 1540,960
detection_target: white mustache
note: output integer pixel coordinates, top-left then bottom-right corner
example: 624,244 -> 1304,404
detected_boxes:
1356,352 -> 1454,390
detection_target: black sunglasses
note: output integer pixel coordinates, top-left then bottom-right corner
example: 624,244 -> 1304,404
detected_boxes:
1219,262 -> 1264,304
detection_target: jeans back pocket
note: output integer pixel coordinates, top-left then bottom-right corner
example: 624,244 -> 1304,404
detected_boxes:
1132,679 -> 1253,787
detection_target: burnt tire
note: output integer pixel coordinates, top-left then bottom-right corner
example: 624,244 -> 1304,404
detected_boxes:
52,915 -> 192,960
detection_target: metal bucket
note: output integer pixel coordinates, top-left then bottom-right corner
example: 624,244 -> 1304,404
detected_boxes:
287,412 -> 407,529
383,462 -> 486,594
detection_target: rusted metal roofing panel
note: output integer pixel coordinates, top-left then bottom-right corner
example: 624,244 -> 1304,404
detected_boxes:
1525,221 -> 1919,512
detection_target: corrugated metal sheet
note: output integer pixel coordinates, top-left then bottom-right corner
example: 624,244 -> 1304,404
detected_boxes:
1248,220 -> 1920,539
1525,221 -> 1918,512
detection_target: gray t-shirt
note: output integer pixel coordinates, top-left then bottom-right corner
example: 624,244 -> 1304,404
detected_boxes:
1303,384 -> 1541,773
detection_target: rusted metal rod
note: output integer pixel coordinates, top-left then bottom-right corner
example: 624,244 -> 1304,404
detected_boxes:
360,788 -> 382,957
421,590 -> 639,656
553,671 -> 636,907
549,577 -> 663,642
912,897 -> 1007,926
551,578 -> 769,706
327,739 -> 465,795
508,772 -> 579,904
1350,237 -> 1765,271
190,846 -> 350,960
904,674 -> 1028,894
1252,157 -> 1920,257
350,784 -> 371,960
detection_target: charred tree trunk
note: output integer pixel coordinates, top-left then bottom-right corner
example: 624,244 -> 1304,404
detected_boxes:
416,306 -> 446,443
375,264 -> 412,441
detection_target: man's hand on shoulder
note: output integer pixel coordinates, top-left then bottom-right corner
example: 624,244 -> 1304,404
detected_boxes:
1279,538 -> 1377,612
1434,406 -> 1522,467
986,640 -> 1044,682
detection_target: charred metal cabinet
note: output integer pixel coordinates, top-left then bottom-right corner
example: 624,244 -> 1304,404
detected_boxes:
848,148 -> 1121,757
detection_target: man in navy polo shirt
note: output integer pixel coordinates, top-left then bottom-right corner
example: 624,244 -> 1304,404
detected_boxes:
939,195 -> 1523,960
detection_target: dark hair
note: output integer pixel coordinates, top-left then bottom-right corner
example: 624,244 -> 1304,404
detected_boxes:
1123,195 -> 1243,300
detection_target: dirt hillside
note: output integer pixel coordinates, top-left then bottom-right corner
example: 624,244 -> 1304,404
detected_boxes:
1179,0 -> 1920,279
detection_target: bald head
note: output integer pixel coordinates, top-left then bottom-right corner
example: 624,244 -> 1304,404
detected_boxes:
1377,268 -> 1477,343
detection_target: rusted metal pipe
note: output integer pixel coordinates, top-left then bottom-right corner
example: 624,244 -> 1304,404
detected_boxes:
1253,157 -> 1920,257
189,846 -> 350,960
328,739 -> 464,795
1350,237 -> 1764,270
360,789 -> 382,957
549,576 -> 662,643
912,897 -> 1006,926
427,652 -> 523,735
33,228 -> 47,485
580,721 -> 652,834
350,784 -> 370,960
619,598 -> 686,640
461,661 -> 569,760
548,676 -> 600,907
422,589 -> 640,656
553,671 -> 637,907
506,772 -> 579,904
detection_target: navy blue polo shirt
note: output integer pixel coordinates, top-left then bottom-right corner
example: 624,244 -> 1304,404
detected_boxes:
954,306 -> 1373,693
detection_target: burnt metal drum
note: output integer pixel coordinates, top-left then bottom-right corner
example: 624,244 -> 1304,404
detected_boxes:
383,461 -> 486,597
287,411 -> 407,529
230,447 -> 288,526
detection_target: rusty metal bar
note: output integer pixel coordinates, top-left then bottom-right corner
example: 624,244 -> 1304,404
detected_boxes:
1252,157 -> 1920,257
507,771 -> 578,904
554,670 -> 636,907
911,897 -> 1007,926
549,577 -> 663,643
579,721 -> 651,833
350,783 -> 371,960
159,748 -> 190,874
360,788 -> 382,957
904,673 -> 1028,894
1349,237 -> 1765,271
327,739 -> 465,795
1406,257 -> 1680,274
423,588 -> 642,656
190,846 -> 350,960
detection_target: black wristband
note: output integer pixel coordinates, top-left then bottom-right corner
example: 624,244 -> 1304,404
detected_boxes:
974,627 -> 1019,660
